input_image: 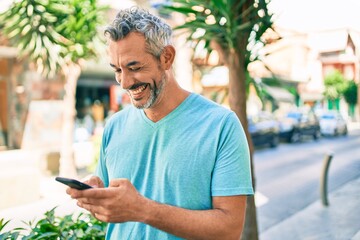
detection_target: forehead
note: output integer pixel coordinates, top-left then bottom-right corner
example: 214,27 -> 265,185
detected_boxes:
108,32 -> 149,65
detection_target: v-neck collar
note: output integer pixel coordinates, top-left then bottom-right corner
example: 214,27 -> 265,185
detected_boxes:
139,93 -> 195,129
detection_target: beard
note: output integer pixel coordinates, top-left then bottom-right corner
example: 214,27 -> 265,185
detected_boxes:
130,73 -> 166,109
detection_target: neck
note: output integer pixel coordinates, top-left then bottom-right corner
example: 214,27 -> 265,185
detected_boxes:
144,81 -> 190,122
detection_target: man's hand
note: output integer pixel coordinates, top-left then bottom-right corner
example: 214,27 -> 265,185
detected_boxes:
66,177 -> 247,239
66,178 -> 147,223
83,175 -> 105,188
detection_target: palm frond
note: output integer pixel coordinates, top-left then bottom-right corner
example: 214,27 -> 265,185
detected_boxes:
0,0 -> 107,77
163,0 -> 273,65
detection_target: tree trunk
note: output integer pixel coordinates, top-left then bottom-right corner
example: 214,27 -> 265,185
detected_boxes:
59,63 -> 81,178
226,50 -> 258,240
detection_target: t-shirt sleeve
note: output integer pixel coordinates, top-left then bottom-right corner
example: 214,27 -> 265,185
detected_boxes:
211,112 -> 254,196
95,128 -> 110,188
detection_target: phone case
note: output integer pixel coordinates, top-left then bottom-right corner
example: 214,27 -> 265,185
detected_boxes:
55,177 -> 92,190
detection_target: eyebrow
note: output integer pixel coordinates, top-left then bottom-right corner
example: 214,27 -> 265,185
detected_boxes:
126,61 -> 139,67
110,61 -> 140,69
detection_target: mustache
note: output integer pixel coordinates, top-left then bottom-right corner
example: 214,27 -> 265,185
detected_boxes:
128,83 -> 148,90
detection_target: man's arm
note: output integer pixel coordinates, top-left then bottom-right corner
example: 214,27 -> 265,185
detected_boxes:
142,194 -> 247,240
68,178 -> 247,240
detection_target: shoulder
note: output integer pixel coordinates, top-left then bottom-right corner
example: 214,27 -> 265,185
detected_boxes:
189,93 -> 233,113
180,94 -> 243,137
188,93 -> 237,122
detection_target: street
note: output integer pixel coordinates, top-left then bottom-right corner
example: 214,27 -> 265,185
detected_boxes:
254,127 -> 360,233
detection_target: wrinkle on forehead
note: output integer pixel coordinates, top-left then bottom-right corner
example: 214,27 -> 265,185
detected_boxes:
108,32 -> 149,68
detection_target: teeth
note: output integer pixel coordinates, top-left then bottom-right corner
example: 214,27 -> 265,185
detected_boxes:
132,85 -> 146,94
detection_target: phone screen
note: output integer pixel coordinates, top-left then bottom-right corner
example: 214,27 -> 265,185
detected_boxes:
55,177 -> 92,190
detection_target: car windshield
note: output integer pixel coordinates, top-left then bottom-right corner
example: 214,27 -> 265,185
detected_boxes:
321,114 -> 336,119
286,112 -> 301,119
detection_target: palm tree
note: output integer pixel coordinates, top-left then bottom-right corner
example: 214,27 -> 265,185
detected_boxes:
343,80 -> 358,119
324,70 -> 346,110
0,0 -> 107,177
163,1 -> 273,239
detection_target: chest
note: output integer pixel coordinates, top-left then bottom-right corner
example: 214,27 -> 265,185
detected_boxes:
104,123 -> 218,190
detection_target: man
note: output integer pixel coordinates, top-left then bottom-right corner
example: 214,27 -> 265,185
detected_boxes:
67,7 -> 253,240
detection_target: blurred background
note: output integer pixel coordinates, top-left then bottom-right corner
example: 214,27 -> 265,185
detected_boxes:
0,0 -> 359,239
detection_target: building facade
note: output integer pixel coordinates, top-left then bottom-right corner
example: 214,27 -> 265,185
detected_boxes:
249,27 -> 360,118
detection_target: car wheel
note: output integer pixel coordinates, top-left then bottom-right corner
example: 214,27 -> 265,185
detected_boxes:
314,129 -> 321,140
289,130 -> 301,143
270,135 -> 279,148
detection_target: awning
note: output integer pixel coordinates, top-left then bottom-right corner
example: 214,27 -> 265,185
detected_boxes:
263,85 -> 295,103
300,92 -> 324,102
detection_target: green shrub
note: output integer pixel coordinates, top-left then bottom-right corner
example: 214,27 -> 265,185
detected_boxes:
0,207 -> 106,240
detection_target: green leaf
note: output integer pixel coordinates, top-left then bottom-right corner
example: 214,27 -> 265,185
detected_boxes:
27,4 -> 34,16
4,14 -> 21,29
211,0 -> 229,19
36,231 -> 59,239
163,5 -> 199,15
34,0 -> 50,5
18,6 -> 27,15
7,28 -> 21,38
0,218 -> 11,232
35,4 -> 46,13
42,12 -> 57,23
18,17 -> 30,28
235,21 -> 253,32
21,24 -> 32,36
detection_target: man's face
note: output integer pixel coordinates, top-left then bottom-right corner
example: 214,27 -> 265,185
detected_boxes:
108,32 -> 166,109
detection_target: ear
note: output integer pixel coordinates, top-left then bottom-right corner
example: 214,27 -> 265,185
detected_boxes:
160,45 -> 176,70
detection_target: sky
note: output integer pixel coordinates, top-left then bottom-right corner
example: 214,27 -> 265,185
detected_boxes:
268,0 -> 360,32
0,0 -> 11,12
1,0 -> 359,33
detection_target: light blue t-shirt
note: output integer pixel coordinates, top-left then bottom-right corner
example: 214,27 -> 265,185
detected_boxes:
96,93 -> 253,239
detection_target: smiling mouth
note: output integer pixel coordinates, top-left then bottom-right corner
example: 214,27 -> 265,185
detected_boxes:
129,84 -> 148,99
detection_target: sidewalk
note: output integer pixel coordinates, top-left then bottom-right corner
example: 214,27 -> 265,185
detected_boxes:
260,176 -> 360,240
259,121 -> 360,240
2,174 -> 359,239
348,121 -> 360,132
0,174 -> 88,232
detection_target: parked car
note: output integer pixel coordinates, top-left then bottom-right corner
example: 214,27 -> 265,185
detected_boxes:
318,111 -> 348,136
248,111 -> 280,148
278,110 -> 321,143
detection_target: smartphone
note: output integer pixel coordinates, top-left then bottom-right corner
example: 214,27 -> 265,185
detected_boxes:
55,177 -> 93,190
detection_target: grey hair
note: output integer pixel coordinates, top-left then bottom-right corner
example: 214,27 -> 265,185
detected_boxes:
104,7 -> 172,58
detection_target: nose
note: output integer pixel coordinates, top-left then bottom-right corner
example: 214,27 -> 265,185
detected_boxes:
116,71 -> 133,90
